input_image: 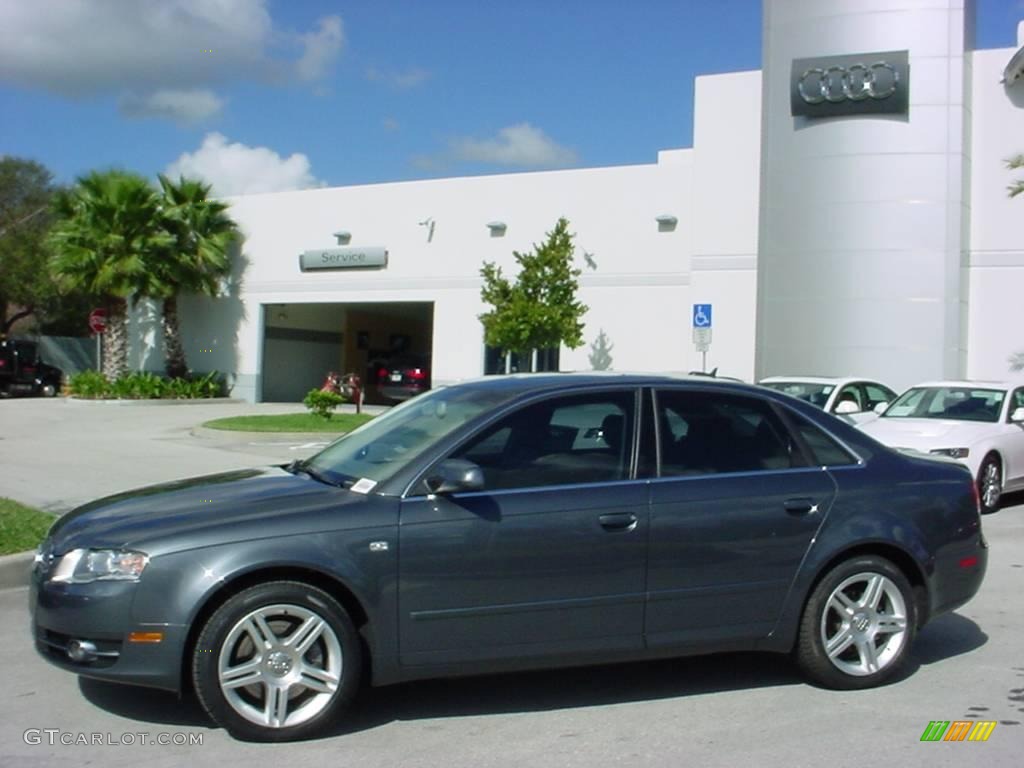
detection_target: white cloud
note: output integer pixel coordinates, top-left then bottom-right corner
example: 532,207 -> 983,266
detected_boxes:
297,16 -> 344,81
428,123 -> 578,169
164,133 -> 324,197
0,1 -> 343,121
366,66 -> 431,89
120,89 -> 224,124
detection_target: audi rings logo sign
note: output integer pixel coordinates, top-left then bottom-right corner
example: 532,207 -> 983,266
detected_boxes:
790,50 -> 909,118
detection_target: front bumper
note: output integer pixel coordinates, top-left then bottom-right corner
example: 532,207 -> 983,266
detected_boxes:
30,566 -> 187,692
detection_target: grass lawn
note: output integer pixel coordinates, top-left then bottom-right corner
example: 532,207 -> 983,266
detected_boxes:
0,498 -> 56,555
202,412 -> 376,433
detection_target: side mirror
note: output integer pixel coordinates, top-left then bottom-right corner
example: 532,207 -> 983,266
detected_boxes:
1011,407 -> 1024,423
873,401 -> 890,415
834,400 -> 859,415
425,459 -> 484,495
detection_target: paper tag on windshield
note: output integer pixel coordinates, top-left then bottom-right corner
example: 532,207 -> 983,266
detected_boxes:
350,478 -> 377,494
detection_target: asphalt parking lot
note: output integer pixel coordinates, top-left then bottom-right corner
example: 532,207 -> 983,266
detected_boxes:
0,397 -> 1022,766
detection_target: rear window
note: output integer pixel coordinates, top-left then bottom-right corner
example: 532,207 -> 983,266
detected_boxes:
785,410 -> 859,466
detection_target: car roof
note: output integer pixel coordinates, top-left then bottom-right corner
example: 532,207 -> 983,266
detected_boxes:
906,380 -> 1014,390
758,376 -> 876,386
451,371 -> 754,395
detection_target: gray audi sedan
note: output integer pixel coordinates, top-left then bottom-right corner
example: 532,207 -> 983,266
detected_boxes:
30,374 -> 987,741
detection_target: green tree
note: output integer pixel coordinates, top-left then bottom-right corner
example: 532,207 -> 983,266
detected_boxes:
0,157 -> 66,336
479,217 -> 587,371
155,175 -> 238,378
48,170 -> 173,378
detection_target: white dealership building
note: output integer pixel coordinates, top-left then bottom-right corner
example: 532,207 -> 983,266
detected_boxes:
137,0 -> 1024,402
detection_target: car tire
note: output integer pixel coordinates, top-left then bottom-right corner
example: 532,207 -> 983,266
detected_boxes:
796,556 -> 916,690
40,383 -> 57,398
192,581 -> 362,742
977,453 -> 1002,515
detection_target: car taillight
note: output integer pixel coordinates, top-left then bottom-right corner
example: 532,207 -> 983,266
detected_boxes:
377,367 -> 388,381
408,368 -> 427,380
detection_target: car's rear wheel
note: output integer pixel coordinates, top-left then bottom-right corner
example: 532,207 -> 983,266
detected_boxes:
40,383 -> 57,397
192,581 -> 361,741
977,453 -> 1002,515
796,556 -> 915,689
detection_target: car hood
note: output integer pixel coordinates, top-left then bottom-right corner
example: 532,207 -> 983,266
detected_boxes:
859,418 -> 995,449
45,466 -> 370,554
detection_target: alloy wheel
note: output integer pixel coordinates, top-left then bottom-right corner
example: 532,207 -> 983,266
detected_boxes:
819,572 -> 909,677
979,458 -> 1001,513
217,603 -> 343,729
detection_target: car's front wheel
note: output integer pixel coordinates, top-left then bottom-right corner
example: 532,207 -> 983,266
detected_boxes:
192,581 -> 362,741
796,556 -> 916,689
977,453 -> 1002,515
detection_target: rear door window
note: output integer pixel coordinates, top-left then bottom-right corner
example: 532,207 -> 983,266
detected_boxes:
656,390 -> 807,476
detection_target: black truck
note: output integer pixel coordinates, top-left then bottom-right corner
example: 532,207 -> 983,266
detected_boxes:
0,339 -> 63,397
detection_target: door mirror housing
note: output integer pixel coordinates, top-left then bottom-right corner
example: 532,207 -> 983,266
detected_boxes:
873,401 -> 890,415
425,459 -> 485,495
1011,406 -> 1024,424
834,400 -> 859,415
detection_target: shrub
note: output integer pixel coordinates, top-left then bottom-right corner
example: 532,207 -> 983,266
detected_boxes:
67,369 -> 225,399
69,370 -> 110,398
304,388 -> 345,419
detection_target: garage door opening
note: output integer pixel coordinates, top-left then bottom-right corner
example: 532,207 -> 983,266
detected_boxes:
260,302 -> 434,404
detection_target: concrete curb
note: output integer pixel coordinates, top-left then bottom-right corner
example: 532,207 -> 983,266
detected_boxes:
0,550 -> 33,589
65,397 -> 244,406
189,425 -> 342,442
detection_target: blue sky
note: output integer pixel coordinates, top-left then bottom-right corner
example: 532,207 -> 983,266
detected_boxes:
2,1 -> 1022,195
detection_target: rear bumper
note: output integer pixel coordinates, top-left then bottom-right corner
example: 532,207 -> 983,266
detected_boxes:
927,534 -> 988,620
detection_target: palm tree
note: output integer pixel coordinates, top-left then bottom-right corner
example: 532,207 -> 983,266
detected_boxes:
156,175 -> 239,378
49,171 -> 172,379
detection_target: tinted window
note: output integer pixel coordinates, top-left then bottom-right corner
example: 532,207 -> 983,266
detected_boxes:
862,383 -> 895,410
785,410 -> 858,466
449,391 -> 635,491
656,390 -> 805,476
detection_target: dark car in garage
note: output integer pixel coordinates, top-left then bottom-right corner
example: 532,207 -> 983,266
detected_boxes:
30,374 -> 987,741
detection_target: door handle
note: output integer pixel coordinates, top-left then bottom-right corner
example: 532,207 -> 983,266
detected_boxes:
599,512 -> 638,532
784,498 -> 817,515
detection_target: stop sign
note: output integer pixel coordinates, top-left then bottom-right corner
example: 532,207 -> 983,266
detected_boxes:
88,308 -> 107,334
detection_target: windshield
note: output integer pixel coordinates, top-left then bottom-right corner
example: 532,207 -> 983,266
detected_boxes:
760,381 -> 835,409
883,386 -> 1005,423
302,385 -> 517,489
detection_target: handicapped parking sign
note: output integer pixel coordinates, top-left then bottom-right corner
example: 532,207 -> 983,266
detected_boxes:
692,304 -> 712,328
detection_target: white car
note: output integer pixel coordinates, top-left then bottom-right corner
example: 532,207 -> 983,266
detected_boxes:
859,380 -> 1024,514
758,376 -> 898,425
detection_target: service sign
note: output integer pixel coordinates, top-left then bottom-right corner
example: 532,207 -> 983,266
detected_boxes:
299,246 -> 388,271
790,50 -> 909,118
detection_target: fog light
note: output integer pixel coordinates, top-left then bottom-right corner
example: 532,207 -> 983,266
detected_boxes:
959,556 -> 979,569
67,639 -> 98,662
127,631 -> 164,644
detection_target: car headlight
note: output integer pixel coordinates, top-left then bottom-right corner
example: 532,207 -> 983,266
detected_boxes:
50,549 -> 149,584
929,447 -> 970,459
